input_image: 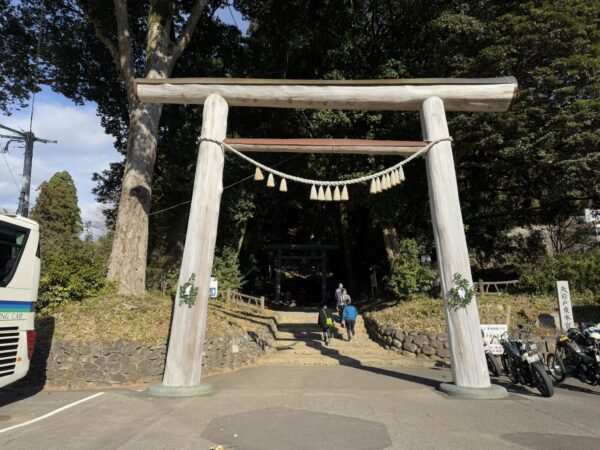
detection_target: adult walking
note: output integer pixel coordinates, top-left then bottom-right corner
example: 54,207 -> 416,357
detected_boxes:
317,305 -> 335,345
342,299 -> 358,341
335,283 -> 348,326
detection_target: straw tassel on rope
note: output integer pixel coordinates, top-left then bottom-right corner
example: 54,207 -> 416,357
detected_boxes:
317,186 -> 326,201
341,186 -> 349,201
333,186 -> 341,201
279,178 -> 288,192
266,173 -> 275,187
310,185 -> 318,200
254,167 -> 264,181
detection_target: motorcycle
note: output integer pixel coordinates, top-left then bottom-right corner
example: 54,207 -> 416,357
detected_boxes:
547,323 -> 600,385
500,325 -> 554,397
482,330 -> 502,377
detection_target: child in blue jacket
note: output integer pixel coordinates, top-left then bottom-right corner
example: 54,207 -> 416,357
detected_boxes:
342,298 -> 358,341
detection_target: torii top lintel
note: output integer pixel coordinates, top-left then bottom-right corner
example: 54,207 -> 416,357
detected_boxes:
135,77 -> 518,112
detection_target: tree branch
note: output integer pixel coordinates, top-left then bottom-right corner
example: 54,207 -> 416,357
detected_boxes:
113,0 -> 137,106
76,1 -> 120,69
172,0 -> 208,61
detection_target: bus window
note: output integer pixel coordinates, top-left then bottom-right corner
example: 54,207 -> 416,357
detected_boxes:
0,224 -> 28,287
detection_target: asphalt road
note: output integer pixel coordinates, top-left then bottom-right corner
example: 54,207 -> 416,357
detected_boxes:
1,365 -> 599,449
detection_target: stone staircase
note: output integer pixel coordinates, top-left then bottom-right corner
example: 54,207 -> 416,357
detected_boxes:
257,310 -> 434,367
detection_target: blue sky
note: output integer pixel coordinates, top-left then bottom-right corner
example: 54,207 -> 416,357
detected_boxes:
0,6 -> 247,238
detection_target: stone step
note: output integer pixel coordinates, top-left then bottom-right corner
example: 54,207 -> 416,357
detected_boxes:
259,311 -> 435,368
263,350 -> 398,359
274,331 -> 370,339
273,340 -> 376,349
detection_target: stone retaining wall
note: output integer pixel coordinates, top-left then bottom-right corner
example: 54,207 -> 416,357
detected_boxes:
364,313 -> 558,366
26,322 -> 276,390
363,314 -> 451,364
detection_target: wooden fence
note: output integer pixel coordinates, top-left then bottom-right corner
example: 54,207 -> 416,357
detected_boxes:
476,280 -> 519,295
225,289 -> 265,309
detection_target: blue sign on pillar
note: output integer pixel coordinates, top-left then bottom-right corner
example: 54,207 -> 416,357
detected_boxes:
209,277 -> 218,298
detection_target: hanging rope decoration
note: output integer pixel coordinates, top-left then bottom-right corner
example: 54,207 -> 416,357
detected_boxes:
198,137 -> 452,201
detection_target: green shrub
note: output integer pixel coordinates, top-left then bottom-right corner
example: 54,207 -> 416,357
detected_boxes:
147,246 -> 245,297
520,249 -> 600,295
38,238 -> 109,310
147,254 -> 180,296
385,239 -> 436,299
212,246 -> 245,294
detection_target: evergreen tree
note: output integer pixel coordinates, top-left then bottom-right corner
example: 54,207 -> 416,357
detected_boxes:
31,172 -> 106,309
31,171 -> 82,242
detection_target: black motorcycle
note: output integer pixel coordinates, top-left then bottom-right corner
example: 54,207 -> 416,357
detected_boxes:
500,326 -> 554,397
547,324 -> 600,385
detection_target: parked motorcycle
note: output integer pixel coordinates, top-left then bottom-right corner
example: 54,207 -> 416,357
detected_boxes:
500,325 -> 554,397
547,323 -> 600,385
482,330 -> 502,377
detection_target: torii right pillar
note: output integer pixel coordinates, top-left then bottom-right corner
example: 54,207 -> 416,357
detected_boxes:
421,96 -> 507,398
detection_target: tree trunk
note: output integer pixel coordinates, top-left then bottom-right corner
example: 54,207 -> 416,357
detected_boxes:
101,0 -> 206,296
236,219 -> 248,257
382,225 -> 401,264
107,101 -> 163,295
339,203 -> 356,293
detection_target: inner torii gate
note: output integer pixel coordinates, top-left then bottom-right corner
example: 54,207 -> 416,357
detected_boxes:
268,243 -> 338,306
140,77 -> 518,398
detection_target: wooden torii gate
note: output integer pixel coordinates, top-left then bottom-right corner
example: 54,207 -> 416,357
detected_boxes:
267,243 -> 338,306
140,77 -> 517,398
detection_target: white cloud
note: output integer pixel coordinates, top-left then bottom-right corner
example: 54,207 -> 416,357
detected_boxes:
0,96 -> 121,236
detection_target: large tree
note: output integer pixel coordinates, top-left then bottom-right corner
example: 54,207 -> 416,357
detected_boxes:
6,0 -> 224,295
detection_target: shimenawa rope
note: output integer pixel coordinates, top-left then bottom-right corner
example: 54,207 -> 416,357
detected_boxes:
198,136 -> 452,187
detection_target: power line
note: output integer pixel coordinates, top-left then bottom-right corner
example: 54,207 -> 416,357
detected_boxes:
226,3 -> 240,30
223,154 -> 302,190
28,0 -> 46,135
1,148 -> 21,192
148,153 -> 303,217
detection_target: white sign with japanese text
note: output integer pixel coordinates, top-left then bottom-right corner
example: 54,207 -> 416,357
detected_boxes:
556,281 -> 574,331
481,324 -> 508,355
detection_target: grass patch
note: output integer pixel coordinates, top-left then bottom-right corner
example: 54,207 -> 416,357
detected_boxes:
36,293 -> 275,344
367,293 -> 600,335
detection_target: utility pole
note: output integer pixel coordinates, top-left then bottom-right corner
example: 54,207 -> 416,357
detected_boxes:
0,124 -> 57,217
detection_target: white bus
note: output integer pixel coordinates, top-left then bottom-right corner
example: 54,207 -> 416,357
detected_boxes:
0,214 -> 40,388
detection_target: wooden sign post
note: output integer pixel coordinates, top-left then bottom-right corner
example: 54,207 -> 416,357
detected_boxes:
556,281 -> 574,331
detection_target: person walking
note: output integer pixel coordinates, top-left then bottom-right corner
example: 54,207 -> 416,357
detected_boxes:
335,283 -> 347,326
318,305 -> 335,345
342,298 -> 358,341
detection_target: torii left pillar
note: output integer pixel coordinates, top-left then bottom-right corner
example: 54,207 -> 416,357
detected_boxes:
148,93 -> 228,396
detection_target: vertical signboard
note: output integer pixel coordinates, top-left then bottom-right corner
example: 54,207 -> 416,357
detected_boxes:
556,281 -> 573,331
209,277 -> 218,298
480,324 -> 508,355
